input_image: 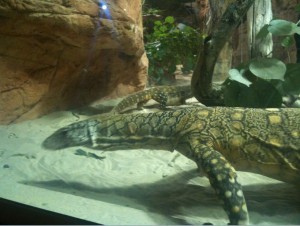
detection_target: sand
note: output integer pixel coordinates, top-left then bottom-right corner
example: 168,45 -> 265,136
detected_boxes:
0,99 -> 299,225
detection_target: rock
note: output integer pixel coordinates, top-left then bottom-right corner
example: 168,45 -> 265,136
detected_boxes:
0,0 -> 148,124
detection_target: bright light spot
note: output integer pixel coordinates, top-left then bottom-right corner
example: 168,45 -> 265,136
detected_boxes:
124,8 -> 127,11
101,4 -> 107,10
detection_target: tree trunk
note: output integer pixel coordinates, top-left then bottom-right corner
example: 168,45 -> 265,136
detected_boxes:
247,0 -> 273,58
199,0 -> 233,82
231,0 -> 273,66
191,0 -> 255,105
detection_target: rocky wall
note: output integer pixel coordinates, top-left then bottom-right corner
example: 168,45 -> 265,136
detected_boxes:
0,0 -> 148,124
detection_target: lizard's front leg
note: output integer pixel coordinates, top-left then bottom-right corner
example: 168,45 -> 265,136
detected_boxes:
190,141 -> 249,225
152,92 -> 168,109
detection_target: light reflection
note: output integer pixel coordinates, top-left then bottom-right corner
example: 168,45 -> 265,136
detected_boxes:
101,4 -> 107,10
98,0 -> 111,18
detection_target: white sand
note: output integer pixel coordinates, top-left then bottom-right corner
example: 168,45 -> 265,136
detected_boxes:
0,101 -> 299,224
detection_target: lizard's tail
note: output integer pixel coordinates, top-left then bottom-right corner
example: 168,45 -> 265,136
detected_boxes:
43,120 -> 92,150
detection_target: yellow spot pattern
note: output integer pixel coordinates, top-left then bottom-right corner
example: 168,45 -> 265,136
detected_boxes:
268,114 -> 282,124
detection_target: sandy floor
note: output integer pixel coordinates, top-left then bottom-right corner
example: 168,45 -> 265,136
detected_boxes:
0,98 -> 299,225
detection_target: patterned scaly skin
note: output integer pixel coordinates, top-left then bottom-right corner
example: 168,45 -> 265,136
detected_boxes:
111,85 -> 193,113
43,107 -> 300,225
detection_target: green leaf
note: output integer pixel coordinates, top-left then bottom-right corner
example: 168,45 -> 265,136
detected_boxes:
268,19 -> 300,36
154,21 -> 162,26
249,58 -> 286,81
256,24 -> 270,40
159,25 -> 168,33
282,63 -> 300,94
223,80 -> 244,107
224,79 -> 282,108
165,16 -> 175,24
145,15 -> 202,85
181,56 -> 194,73
228,69 -> 252,87
281,36 -> 294,48
251,79 -> 283,107
296,4 -> 300,13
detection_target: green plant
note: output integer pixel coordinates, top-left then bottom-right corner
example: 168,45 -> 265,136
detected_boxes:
142,7 -> 163,16
224,18 -> 300,107
145,16 -> 203,85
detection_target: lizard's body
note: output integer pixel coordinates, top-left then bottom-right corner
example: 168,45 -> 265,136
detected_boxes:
43,107 -> 300,224
111,85 -> 193,113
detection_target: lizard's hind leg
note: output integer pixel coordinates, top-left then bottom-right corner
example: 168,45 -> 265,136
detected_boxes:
189,142 -> 249,225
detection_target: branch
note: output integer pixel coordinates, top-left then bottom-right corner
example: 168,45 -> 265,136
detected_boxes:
191,0 -> 255,105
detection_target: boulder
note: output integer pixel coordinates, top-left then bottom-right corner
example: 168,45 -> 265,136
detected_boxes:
0,0 -> 148,124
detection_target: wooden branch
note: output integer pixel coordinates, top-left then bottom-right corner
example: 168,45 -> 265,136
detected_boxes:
191,0 -> 255,105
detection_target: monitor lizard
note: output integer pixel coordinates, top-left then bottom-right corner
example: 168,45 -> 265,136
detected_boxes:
43,107 -> 300,225
111,85 -> 193,113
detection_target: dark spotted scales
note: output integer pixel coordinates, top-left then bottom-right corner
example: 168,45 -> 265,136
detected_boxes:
111,85 -> 193,113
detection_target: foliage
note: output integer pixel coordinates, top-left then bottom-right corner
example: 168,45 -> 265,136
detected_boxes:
142,6 -> 163,16
145,16 -> 203,84
143,0 -> 194,15
224,18 -> 300,108
224,78 -> 283,108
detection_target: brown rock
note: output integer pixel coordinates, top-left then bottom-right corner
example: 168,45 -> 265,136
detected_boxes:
0,0 -> 148,124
